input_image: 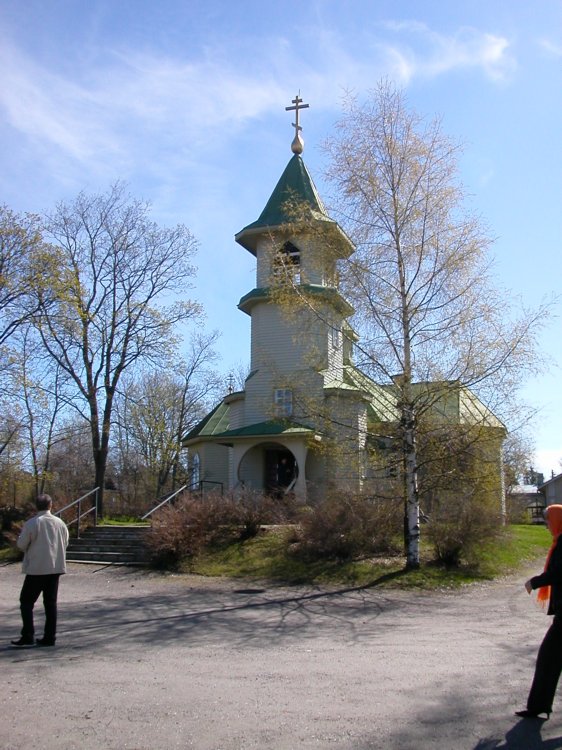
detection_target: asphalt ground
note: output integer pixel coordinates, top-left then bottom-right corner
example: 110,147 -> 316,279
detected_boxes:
1,560 -> 562,750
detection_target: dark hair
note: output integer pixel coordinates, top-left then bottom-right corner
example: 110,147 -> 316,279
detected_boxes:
36,494 -> 53,511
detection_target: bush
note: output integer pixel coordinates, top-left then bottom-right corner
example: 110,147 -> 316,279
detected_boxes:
291,492 -> 402,562
233,486 -> 298,538
425,492 -> 502,567
0,503 -> 35,552
0,504 -> 34,532
146,488 -> 297,568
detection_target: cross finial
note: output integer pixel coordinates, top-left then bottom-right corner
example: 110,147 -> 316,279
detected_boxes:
285,93 -> 309,154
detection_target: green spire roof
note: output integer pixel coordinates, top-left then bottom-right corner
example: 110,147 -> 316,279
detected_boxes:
253,154 -> 328,225
235,154 -> 341,254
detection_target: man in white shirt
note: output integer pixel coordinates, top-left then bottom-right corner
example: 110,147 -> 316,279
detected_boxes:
11,494 -> 69,648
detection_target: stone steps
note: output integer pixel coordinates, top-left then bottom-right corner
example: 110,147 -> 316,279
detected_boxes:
66,524 -> 151,565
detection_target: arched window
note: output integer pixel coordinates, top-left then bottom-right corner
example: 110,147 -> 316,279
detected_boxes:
274,241 -> 301,284
190,452 -> 200,489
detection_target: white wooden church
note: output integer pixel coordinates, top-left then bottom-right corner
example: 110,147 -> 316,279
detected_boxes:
183,97 -> 504,503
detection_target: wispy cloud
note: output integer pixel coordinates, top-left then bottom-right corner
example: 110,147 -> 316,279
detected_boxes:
0,35 -> 285,171
538,38 -> 562,57
377,21 -> 515,83
0,17 -> 516,201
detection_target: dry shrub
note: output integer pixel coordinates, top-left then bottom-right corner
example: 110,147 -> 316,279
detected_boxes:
0,504 -> 32,532
147,493 -> 234,568
292,491 -> 402,561
426,490 -> 502,567
234,486 -> 299,538
147,488 -> 297,568
0,503 -> 34,551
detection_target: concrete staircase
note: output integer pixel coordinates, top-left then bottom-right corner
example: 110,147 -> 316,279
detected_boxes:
66,524 -> 151,566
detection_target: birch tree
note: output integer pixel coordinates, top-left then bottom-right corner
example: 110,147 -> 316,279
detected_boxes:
322,83 -> 546,567
0,206 -> 45,348
29,183 -> 201,516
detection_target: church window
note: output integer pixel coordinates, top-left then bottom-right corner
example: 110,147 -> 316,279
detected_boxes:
274,388 -> 293,417
190,452 -> 201,489
331,325 -> 341,349
274,241 -> 301,284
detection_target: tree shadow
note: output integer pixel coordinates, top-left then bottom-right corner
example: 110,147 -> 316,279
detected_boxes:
475,719 -> 562,749
0,565 -> 415,659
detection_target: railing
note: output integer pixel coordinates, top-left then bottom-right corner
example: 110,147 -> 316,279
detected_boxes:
55,487 -> 99,539
141,484 -> 188,520
285,477 -> 297,494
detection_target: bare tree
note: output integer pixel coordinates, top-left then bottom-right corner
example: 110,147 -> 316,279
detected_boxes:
28,183 -> 201,515
321,83 -> 548,566
45,417 -> 96,502
5,327 -> 79,495
115,331 -> 222,505
502,430 -> 536,495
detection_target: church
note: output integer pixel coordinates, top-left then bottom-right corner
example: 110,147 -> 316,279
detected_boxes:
183,96 -> 505,505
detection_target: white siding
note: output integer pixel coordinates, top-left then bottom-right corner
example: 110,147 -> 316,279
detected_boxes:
199,443 -> 230,491
228,396 -> 245,430
238,446 -> 265,488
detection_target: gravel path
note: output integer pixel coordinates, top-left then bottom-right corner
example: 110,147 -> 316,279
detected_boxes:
1,560 -> 561,750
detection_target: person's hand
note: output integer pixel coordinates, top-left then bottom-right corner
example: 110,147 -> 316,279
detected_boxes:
524,579 -> 533,594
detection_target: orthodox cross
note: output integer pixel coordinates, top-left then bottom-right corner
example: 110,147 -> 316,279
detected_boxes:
286,94 -> 309,154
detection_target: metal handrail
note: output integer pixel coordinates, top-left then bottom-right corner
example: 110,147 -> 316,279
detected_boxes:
141,484 -> 188,520
55,487 -> 99,539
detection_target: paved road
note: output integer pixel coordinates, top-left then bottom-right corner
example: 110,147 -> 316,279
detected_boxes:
1,560 -> 561,750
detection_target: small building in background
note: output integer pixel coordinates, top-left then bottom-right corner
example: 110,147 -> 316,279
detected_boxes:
540,472 -> 562,507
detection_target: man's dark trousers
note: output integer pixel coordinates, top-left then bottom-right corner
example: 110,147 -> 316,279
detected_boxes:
19,574 -> 60,643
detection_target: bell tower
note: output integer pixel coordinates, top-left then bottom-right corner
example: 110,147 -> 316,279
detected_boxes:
234,96 -> 355,425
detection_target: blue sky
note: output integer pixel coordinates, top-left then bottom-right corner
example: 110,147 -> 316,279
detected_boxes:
1,0 -> 561,478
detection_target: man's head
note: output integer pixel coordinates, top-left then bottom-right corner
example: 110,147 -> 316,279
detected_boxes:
36,494 -> 53,511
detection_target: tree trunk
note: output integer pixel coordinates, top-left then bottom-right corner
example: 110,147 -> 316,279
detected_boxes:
402,403 -> 420,568
93,451 -> 107,518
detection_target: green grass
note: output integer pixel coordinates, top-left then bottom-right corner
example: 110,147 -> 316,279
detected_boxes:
99,516 -> 150,526
186,523 -> 551,589
476,523 -> 550,576
1,522 -> 550,591
0,546 -> 21,563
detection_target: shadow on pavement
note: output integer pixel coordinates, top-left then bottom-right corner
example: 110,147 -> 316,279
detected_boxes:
1,564 -> 416,657
475,719 -> 562,749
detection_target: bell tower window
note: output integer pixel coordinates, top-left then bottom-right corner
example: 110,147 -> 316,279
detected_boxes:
274,241 -> 301,284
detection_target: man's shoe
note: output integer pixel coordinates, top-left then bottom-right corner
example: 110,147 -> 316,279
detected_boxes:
10,637 -> 35,648
515,709 -> 550,720
35,638 -> 55,647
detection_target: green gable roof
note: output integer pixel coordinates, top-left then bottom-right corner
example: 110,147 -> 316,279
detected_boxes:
182,400 -> 230,443
216,420 -> 314,440
182,400 -> 315,447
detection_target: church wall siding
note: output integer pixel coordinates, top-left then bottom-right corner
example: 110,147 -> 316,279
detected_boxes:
238,446 -> 264,488
324,393 -> 367,492
199,443 -> 230,492
250,303 -> 333,371
247,302 -> 327,425
228,398 -> 244,430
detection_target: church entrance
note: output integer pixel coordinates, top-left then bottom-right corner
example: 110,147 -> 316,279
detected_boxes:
265,448 -> 297,497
